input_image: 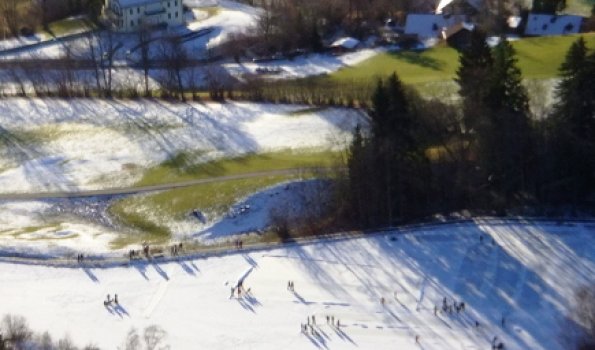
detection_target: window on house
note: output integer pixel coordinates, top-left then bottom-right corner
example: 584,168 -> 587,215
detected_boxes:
175,11 -> 178,18
175,1 -> 177,6
137,8 -> 140,14
168,13 -> 171,19
130,8 -> 133,15
131,20 -> 134,27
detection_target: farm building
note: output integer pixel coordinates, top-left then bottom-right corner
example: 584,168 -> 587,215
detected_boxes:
442,22 -> 475,49
102,0 -> 184,32
329,37 -> 361,54
404,14 -> 466,40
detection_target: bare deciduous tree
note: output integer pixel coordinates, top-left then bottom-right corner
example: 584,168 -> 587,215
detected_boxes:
160,36 -> 188,101
1,314 -> 33,350
143,325 -> 168,350
137,24 -> 153,97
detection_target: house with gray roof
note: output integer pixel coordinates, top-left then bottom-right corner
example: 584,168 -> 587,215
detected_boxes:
103,0 -> 184,32
524,13 -> 582,36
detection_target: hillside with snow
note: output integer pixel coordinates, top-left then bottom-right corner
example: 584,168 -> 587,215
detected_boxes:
0,220 -> 593,349
0,99 -> 366,193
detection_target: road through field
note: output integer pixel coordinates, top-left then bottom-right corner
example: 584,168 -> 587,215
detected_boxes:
0,167 -> 336,201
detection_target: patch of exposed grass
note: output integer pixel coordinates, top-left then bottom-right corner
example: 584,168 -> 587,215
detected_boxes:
287,107 -> 329,116
1,223 -> 72,240
331,44 -> 460,85
137,149 -> 342,186
328,33 -> 595,86
108,208 -> 171,248
203,6 -> 221,18
564,0 -> 594,16
42,17 -> 96,36
109,174 -> 301,248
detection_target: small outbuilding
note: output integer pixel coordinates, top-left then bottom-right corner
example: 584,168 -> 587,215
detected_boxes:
329,37 -> 361,54
442,22 -> 475,50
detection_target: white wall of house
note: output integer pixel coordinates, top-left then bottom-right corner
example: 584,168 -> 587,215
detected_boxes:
105,0 -> 184,32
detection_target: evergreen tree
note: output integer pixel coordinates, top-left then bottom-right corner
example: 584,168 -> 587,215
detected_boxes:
554,37 -> 593,139
309,22 -> 323,53
532,0 -> 566,14
349,73 -> 430,225
481,40 -> 533,201
548,37 -> 595,204
456,29 -> 493,132
385,73 -> 411,145
455,29 -> 493,206
371,79 -> 389,138
347,124 -> 369,227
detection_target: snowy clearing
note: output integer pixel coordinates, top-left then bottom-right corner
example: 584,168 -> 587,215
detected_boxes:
223,48 -> 384,80
0,99 -> 366,193
0,179 -> 330,256
0,220 -> 593,349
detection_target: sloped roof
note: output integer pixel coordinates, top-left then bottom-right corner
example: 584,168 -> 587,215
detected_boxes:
442,22 -> 474,39
524,13 -> 582,36
507,16 -> 522,29
116,0 -> 163,8
404,14 -> 465,39
436,0 -> 483,14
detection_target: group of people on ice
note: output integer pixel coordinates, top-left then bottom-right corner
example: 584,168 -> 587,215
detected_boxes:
230,280 -> 251,298
434,297 -> 466,316
301,314 -> 341,335
103,293 -> 119,307
287,280 -> 295,292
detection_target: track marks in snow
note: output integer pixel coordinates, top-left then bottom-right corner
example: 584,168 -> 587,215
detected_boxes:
143,280 -> 169,319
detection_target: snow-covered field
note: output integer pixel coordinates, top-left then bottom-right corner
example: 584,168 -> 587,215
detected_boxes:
0,99 -> 364,255
0,220 -> 593,349
0,180 -> 329,257
223,48 -> 383,80
0,99 -> 366,193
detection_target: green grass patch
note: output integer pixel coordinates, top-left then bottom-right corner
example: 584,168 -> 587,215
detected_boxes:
265,34 -> 595,102
137,150 -> 342,186
193,6 -> 221,20
42,17 -> 96,36
564,0 -> 595,16
328,33 -> 595,86
287,106 -> 329,116
331,44 -> 460,85
108,174 -> 300,248
1,223 -> 72,240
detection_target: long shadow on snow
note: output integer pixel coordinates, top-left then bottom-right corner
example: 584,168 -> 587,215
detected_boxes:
378,221 -> 589,350
154,100 -> 261,156
284,221 -> 590,350
0,123 -> 78,192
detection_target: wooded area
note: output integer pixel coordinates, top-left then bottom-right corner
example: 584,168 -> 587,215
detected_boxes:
341,34 -> 595,228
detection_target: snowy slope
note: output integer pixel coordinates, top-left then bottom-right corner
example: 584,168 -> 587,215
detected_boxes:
0,99 -> 366,193
0,180 -> 329,256
0,220 -> 593,349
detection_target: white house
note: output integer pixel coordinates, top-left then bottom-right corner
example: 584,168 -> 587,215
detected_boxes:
524,13 -> 582,36
404,14 -> 466,40
103,0 -> 184,32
